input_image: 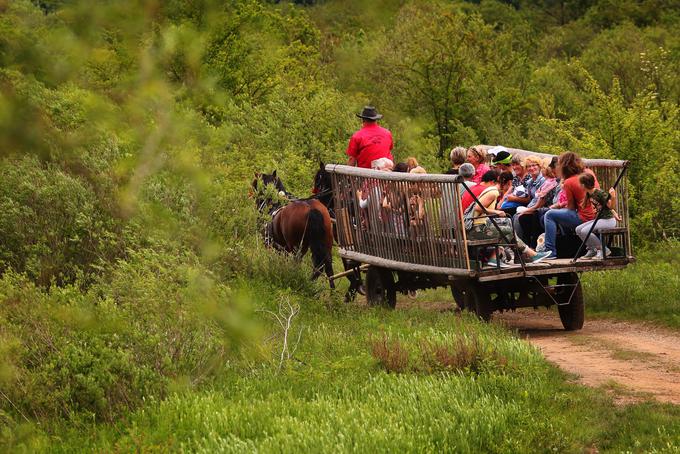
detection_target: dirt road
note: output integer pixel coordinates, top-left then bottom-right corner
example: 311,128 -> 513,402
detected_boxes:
496,310 -> 680,405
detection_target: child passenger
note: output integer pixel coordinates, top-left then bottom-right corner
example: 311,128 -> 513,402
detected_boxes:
575,173 -> 619,260
466,170 -> 551,267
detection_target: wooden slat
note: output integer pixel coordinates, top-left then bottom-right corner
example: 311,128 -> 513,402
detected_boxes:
477,257 -> 632,282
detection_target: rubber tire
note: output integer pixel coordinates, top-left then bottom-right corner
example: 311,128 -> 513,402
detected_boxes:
366,267 -> 397,309
556,273 -> 585,331
451,286 -> 465,310
469,284 -> 493,321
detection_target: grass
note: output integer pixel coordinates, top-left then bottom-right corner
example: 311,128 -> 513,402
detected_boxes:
3,245 -> 680,453
3,279 -> 675,454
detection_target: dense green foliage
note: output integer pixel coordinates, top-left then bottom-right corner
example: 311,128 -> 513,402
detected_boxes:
1,0 -> 680,451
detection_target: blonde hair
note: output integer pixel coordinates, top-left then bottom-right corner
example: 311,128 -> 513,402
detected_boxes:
449,147 -> 467,167
467,146 -> 487,165
523,155 -> 544,169
406,156 -> 419,170
410,166 -> 427,174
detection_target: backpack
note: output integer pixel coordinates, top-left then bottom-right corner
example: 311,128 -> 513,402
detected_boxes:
463,186 -> 497,231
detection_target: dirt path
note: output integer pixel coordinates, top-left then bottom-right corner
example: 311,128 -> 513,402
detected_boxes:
495,310 -> 680,405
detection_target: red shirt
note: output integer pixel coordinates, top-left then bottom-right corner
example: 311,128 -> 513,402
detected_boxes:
461,183 -> 486,211
563,169 -> 600,222
346,123 -> 394,169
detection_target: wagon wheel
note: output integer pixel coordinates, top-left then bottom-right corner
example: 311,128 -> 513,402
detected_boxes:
556,273 -> 585,331
366,267 -> 397,309
466,283 -> 492,321
450,285 -> 465,310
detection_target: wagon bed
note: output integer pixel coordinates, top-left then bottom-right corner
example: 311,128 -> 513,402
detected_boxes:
327,145 -> 634,330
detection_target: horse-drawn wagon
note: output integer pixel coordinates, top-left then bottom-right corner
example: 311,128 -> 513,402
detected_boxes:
326,146 -> 633,330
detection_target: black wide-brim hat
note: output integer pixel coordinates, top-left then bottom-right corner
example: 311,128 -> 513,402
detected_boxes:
356,106 -> 383,120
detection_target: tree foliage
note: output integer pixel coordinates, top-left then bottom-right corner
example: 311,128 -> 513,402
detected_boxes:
2,0 -> 680,434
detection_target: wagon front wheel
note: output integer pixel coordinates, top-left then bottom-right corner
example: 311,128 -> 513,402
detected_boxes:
366,267 -> 397,309
556,273 -> 585,331
461,283 -> 492,321
471,284 -> 493,321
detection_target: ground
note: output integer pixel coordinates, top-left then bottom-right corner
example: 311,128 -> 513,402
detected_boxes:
498,309 -> 680,405
398,293 -> 680,406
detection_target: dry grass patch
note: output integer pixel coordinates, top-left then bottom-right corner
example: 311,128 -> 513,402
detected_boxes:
369,331 -> 509,375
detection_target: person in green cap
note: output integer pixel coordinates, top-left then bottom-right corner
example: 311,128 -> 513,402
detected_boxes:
492,150 -> 513,172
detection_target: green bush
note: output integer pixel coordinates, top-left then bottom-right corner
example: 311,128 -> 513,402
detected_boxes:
0,247 -> 246,423
0,156 -> 123,286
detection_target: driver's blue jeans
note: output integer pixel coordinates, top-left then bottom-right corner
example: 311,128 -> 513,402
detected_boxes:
544,209 -> 582,257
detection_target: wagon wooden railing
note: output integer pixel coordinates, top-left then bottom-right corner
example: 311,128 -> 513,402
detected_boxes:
327,165 -> 473,276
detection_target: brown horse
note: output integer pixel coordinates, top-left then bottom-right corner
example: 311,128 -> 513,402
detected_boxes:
253,171 -> 335,288
313,161 -> 365,301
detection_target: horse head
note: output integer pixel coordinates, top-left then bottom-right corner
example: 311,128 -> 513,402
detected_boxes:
313,161 -> 331,193
313,161 -> 334,210
252,170 -> 287,213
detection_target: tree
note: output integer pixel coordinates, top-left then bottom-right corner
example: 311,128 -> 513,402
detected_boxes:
377,3 -> 533,159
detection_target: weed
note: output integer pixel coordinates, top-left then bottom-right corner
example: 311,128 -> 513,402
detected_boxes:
420,335 -> 507,374
369,333 -> 410,373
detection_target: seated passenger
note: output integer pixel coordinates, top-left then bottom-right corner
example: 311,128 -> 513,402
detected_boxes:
498,171 -> 514,207
467,146 -> 490,184
511,154 -> 531,188
357,160 -> 393,230
406,156 -> 420,172
543,152 -> 597,259
407,179 -> 426,236
460,163 -> 484,211
575,173 -> 619,260
381,182 -> 408,237
515,155 -> 545,213
446,146 -> 467,175
393,162 -> 409,173
464,170 -> 551,267
499,155 -> 532,215
491,149 -> 513,173
515,157 -> 559,249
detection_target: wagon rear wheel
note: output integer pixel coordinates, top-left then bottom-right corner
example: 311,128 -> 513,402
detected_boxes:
556,273 -> 584,331
366,267 -> 397,309
465,283 -> 492,321
450,285 -> 465,310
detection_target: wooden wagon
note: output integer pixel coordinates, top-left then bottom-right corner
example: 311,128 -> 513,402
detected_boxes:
326,146 -> 633,330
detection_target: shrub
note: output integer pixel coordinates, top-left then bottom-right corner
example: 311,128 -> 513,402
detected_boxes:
0,156 -> 123,286
369,331 -> 509,375
0,247 -> 247,423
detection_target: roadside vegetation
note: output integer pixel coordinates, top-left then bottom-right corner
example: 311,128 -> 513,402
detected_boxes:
12,282 -> 680,452
1,0 -> 680,451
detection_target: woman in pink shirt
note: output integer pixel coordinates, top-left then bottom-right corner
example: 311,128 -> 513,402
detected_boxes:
467,146 -> 490,184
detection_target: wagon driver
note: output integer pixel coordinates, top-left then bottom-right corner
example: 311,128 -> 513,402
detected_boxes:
346,106 -> 394,171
